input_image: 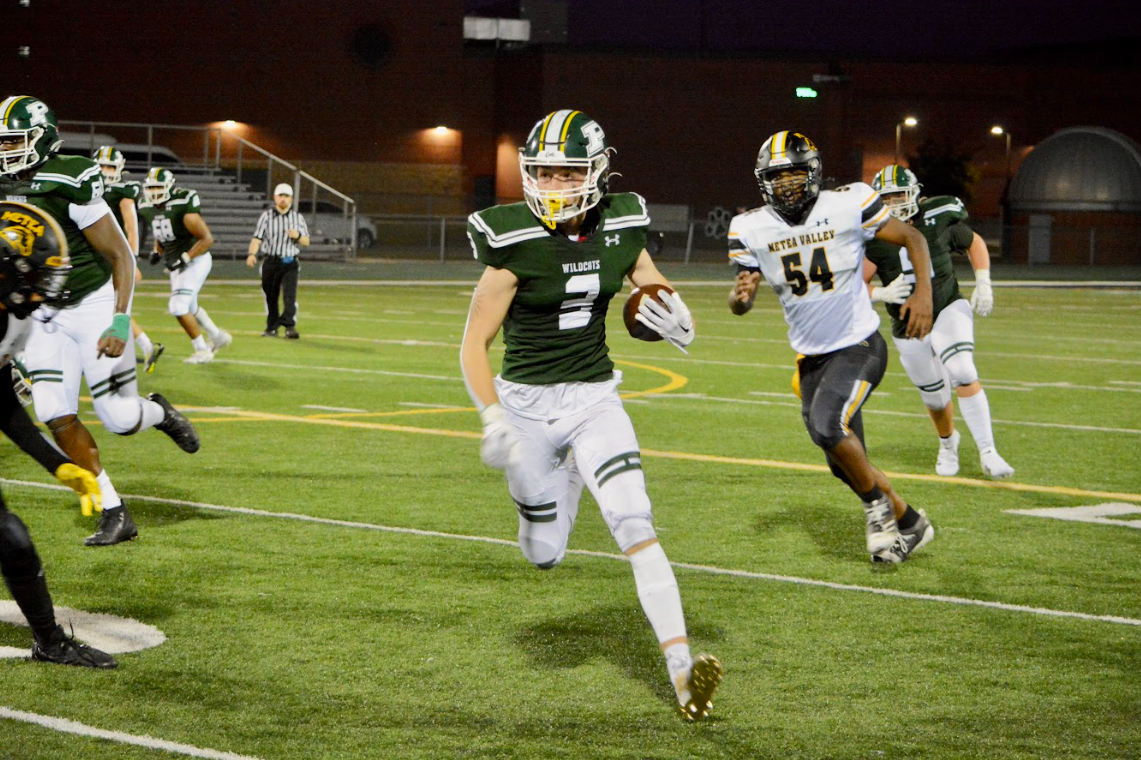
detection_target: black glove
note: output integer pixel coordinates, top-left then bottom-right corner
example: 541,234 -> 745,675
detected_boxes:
148,250 -> 162,265
165,252 -> 192,273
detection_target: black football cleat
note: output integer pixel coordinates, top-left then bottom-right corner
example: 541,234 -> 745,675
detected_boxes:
85,504 -> 138,547
32,626 -> 118,669
284,327 -> 300,340
147,392 -> 200,453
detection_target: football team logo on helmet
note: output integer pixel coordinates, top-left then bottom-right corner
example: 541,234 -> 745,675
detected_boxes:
94,145 -> 127,184
0,201 -> 72,316
143,167 -> 176,205
0,95 -> 61,178
754,131 -> 822,225
519,109 -> 612,229
872,164 -> 922,221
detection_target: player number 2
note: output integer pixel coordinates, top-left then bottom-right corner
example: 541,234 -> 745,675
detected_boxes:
559,273 -> 600,330
780,248 -> 834,297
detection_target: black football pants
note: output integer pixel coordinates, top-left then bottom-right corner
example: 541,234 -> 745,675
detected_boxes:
261,257 -> 299,330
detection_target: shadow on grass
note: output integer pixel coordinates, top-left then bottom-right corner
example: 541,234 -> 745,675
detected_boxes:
753,501 -> 858,562
515,603 -> 724,710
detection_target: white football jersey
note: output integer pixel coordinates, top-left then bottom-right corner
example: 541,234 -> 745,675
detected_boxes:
729,182 -> 890,355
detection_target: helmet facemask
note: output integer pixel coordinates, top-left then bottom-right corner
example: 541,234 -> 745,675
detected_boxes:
872,165 -> 921,221
95,147 -> 126,184
143,169 -> 175,205
756,159 -> 822,224
0,125 -> 48,177
519,151 -> 610,229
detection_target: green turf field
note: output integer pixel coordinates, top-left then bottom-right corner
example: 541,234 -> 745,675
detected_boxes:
1,269 -> 1138,759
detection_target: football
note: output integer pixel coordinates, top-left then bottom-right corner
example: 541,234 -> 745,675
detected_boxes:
623,283 -> 676,342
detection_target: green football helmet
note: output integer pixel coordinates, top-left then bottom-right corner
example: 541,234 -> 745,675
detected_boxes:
0,200 -> 72,316
519,109 -> 612,229
93,145 -> 127,184
754,131 -> 822,225
143,167 -> 176,205
872,164 -> 921,221
0,95 -> 61,178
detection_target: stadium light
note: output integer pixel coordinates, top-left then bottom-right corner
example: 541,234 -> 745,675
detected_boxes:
795,87 -> 818,99
895,117 -> 918,164
991,125 -> 1012,180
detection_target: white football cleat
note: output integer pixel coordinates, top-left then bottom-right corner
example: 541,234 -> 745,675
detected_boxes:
208,330 -> 232,353
183,349 -> 215,365
980,447 -> 1014,479
863,496 -> 900,555
935,430 -> 961,476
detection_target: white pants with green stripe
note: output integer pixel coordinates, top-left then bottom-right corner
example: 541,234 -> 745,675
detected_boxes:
25,280 -> 142,432
167,252 -> 212,316
495,372 -> 654,566
893,298 -> 978,409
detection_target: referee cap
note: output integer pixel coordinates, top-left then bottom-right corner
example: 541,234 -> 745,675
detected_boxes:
274,183 -> 294,196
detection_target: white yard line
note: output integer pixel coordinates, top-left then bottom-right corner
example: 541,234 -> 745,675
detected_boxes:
3,479 -> 1138,628
0,707 -> 264,760
301,405 -> 368,413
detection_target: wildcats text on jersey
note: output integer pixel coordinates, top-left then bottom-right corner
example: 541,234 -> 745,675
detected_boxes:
563,259 -> 600,274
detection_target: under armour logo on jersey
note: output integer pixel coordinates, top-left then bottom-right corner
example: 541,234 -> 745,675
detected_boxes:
925,218 -> 936,226
605,234 -> 620,246
813,218 -> 829,226
29,183 -> 41,190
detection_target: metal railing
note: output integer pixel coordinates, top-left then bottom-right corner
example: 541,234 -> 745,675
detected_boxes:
59,120 -> 359,256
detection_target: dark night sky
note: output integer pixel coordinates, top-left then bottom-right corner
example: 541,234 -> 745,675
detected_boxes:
471,0 -> 1141,58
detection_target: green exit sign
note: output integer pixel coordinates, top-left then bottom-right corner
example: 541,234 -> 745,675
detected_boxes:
796,87 -> 818,98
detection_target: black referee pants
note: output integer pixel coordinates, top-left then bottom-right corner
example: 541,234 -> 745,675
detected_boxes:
261,257 -> 299,330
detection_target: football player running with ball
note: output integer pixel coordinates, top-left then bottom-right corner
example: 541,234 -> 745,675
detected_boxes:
0,96 -> 200,547
138,168 -> 231,365
864,165 -> 1013,479
460,110 -> 723,720
728,132 -> 935,563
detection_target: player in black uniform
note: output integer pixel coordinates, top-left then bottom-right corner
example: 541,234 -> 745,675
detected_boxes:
0,201 -> 117,667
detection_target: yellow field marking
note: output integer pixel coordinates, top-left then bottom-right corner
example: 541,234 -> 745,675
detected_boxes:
614,359 -> 689,397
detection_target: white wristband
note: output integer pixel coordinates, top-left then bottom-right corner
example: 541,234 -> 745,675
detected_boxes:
974,269 -> 991,284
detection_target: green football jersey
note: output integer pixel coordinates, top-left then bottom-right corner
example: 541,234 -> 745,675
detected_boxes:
0,154 -> 112,304
865,195 -> 974,339
104,180 -> 141,241
138,187 -> 206,265
468,192 -> 650,384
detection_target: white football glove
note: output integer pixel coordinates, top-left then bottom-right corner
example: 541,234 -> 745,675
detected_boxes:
478,403 -> 522,470
870,274 -> 911,305
635,290 -> 694,353
970,269 -> 994,316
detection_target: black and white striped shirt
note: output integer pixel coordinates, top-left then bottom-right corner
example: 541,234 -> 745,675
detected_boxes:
253,207 -> 309,259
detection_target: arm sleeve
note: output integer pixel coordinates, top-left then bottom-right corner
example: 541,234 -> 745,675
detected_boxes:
947,221 -> 975,251
727,216 -> 760,269
0,363 -> 69,473
466,213 -> 500,267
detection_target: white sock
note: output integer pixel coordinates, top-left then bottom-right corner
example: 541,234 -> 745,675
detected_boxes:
958,390 -> 995,451
629,542 -> 688,672
135,331 -> 153,358
140,397 -> 165,429
194,307 -> 219,339
192,335 -> 209,352
96,469 -> 122,510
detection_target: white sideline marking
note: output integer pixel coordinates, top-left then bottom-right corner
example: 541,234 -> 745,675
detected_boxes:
301,404 -> 368,413
0,603 -> 165,658
0,707 -> 263,760
1006,503 -> 1141,529
3,479 -> 1138,628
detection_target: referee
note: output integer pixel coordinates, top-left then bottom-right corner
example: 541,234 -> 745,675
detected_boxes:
247,183 -> 309,339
